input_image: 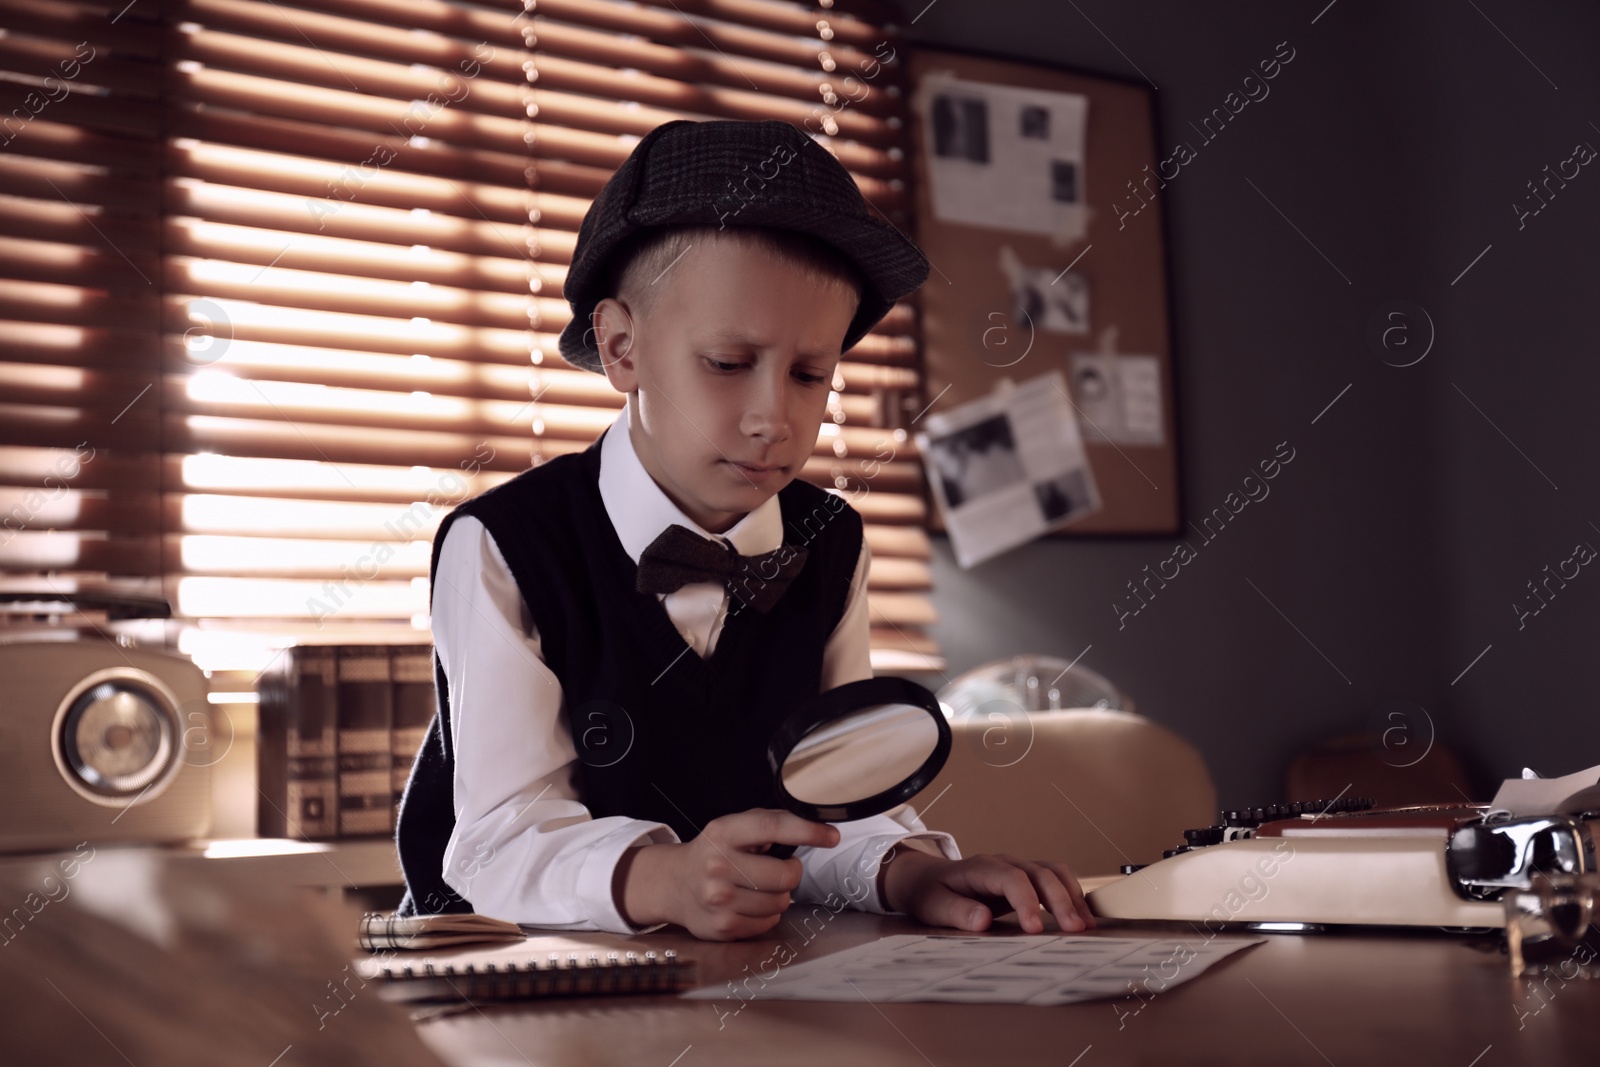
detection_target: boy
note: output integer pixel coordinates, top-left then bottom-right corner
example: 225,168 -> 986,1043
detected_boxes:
396,120 -> 1091,941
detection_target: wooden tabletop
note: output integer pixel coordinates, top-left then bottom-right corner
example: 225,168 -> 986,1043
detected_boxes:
411,910 -> 1598,1067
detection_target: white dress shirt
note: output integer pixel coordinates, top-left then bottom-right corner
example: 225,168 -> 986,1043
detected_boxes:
431,403 -> 959,933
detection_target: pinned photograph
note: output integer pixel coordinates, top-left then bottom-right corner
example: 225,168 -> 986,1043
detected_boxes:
998,247 -> 1088,335
915,72 -> 1089,241
930,94 -> 991,163
926,414 -> 1026,509
1069,350 -> 1165,445
916,371 -> 1101,568
1049,159 -> 1079,203
1000,246 -> 1089,335
1033,470 -> 1094,523
1019,105 -> 1050,139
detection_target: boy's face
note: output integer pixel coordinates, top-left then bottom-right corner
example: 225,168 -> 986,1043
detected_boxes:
592,238 -> 858,535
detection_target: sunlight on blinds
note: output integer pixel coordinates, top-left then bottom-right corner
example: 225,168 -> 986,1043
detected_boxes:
0,0 -> 941,673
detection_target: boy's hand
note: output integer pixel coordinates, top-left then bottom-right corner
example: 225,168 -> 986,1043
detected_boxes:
880,849 -> 1093,934
615,809 -> 839,941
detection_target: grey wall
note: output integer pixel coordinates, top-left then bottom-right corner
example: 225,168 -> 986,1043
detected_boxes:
899,1 -> 1600,807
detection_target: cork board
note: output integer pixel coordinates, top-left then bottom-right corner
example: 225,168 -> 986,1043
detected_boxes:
907,47 -> 1180,536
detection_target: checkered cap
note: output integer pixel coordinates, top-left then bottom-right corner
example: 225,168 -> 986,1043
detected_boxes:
558,119 -> 930,372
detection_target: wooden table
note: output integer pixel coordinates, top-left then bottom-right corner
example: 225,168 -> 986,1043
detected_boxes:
411,910 -> 1597,1066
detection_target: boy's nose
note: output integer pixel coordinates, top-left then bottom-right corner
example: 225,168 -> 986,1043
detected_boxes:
739,407 -> 790,445
738,382 -> 791,444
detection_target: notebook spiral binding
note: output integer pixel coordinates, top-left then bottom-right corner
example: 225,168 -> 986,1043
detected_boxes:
377,949 -> 693,1002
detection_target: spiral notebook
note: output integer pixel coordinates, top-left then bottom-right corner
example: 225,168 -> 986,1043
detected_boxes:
357,943 -> 696,1003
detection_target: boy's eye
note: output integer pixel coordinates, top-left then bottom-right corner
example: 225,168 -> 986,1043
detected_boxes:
701,356 -> 828,385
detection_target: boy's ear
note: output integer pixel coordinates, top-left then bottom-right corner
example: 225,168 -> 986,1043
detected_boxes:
591,297 -> 639,393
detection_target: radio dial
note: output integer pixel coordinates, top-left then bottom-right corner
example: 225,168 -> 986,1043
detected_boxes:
51,668 -> 184,806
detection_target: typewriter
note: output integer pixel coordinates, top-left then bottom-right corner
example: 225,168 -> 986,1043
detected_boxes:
1086,797 -> 1599,930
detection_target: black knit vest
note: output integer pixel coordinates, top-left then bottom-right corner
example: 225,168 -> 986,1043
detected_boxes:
395,429 -> 863,916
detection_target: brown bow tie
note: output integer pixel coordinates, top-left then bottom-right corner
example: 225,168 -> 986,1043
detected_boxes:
635,524 -> 808,614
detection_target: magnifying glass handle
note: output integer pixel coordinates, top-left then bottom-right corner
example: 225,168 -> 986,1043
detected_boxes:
767,843 -> 797,860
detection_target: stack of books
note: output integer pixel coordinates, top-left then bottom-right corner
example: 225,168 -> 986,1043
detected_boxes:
257,644 -> 436,840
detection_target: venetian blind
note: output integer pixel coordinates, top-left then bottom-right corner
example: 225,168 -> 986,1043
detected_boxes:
0,0 -> 941,674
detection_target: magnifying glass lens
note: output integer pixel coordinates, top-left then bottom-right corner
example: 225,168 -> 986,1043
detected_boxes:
781,704 -> 941,807
764,677 -> 952,859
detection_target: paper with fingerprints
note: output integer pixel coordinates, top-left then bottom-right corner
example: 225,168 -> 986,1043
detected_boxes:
680,933 -> 1262,1005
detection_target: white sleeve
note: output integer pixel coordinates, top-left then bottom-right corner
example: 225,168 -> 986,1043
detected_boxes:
432,515 -> 679,934
794,537 -> 962,913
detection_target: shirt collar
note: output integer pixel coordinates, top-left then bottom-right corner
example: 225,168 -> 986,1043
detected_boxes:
597,403 -> 783,563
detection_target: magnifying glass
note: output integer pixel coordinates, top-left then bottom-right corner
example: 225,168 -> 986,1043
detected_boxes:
764,677 -> 952,859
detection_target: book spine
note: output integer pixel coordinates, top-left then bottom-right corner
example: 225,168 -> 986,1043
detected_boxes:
337,645 -> 394,837
256,650 -> 289,838
390,646 -> 435,828
257,646 -> 338,839
288,646 -> 339,839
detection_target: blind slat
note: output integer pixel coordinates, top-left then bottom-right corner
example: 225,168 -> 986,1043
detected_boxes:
170,140 -> 543,228
0,235 -> 161,289
276,0 -> 895,73
0,157 -> 162,212
0,191 -> 162,250
0,0 -> 166,58
165,220 -> 534,293
0,280 -> 160,326
0,324 -> 163,368
165,100 -> 909,208
167,40 -> 909,177
258,0 -> 898,50
168,178 -> 571,260
627,0 -> 895,51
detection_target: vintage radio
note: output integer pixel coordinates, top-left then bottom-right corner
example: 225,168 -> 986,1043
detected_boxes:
1087,798 -> 1598,930
0,637 -> 213,853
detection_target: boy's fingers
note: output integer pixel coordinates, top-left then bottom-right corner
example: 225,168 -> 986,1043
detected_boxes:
737,852 -> 805,893
940,863 -> 1043,927
724,809 -> 840,850
953,860 -> 1045,932
916,881 -> 995,931
1028,864 -> 1088,932
1041,860 -> 1095,928
727,885 -> 795,918
775,813 -> 841,848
